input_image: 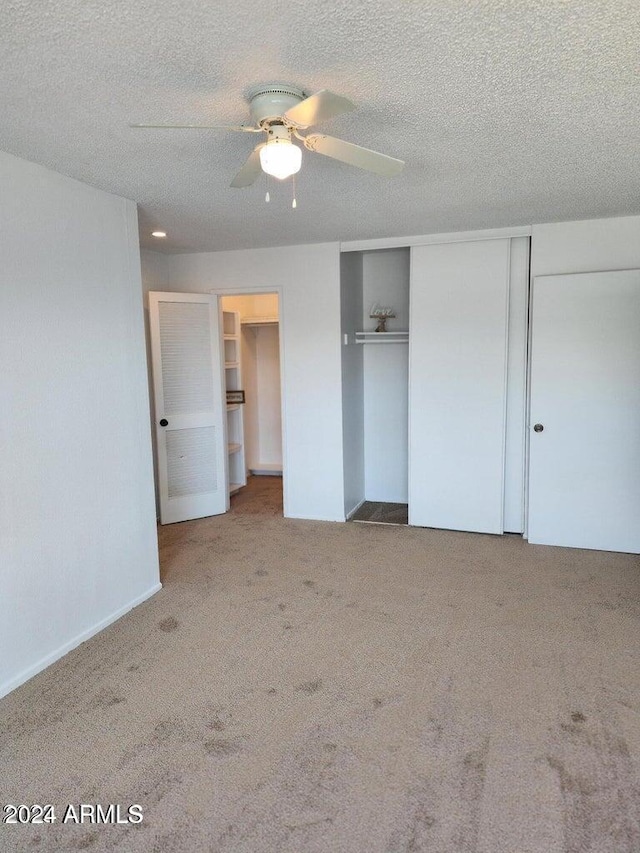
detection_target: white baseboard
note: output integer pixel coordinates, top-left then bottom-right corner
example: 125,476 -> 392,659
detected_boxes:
346,498 -> 366,520
249,464 -> 282,476
0,583 -> 162,700
285,512 -> 347,523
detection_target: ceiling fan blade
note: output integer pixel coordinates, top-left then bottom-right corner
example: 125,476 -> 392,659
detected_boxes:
303,134 -> 404,177
230,146 -> 264,188
129,123 -> 261,132
284,90 -> 355,128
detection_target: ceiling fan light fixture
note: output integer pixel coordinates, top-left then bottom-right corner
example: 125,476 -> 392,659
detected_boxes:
259,136 -> 302,180
134,86 -> 405,190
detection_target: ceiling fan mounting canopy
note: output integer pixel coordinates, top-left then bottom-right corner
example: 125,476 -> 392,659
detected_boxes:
246,84 -> 307,127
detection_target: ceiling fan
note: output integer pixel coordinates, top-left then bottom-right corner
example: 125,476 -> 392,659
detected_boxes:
131,85 -> 404,188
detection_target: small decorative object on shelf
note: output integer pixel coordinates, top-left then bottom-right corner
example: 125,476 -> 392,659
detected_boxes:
369,302 -> 396,332
226,390 -> 245,404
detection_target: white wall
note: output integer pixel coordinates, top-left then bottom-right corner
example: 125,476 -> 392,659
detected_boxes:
239,325 -> 259,473
531,216 -> 640,277
340,253 -> 364,516
166,244 -> 345,521
0,151 -> 160,698
362,249 -> 410,503
253,325 -> 282,469
140,248 -> 170,291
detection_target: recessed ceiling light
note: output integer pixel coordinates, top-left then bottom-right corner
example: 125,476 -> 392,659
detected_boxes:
151,231 -> 167,238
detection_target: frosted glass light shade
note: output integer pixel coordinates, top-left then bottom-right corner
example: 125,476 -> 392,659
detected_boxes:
260,139 -> 302,180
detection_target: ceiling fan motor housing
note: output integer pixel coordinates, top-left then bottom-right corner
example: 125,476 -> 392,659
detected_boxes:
248,85 -> 305,127
265,125 -> 292,142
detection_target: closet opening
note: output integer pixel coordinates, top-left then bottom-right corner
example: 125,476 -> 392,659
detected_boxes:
349,500 -> 409,526
340,247 -> 410,526
220,293 -> 283,517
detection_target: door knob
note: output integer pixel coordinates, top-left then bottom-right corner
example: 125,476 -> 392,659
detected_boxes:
533,423 -> 544,432
159,418 -> 168,427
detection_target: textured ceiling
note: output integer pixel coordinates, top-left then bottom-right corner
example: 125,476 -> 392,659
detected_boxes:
2,0 -> 639,253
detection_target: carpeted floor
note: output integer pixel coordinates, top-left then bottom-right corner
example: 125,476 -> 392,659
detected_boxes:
2,508 -> 640,852
350,501 -> 409,526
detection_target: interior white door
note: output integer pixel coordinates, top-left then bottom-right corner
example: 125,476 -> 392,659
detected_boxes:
528,270 -> 640,552
409,239 -> 510,533
149,292 -> 228,524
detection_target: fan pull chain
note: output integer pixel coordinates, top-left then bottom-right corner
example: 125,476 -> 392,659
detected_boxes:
265,172 -> 270,203
292,173 -> 297,209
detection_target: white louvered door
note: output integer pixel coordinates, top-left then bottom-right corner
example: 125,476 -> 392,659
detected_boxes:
149,292 -> 228,524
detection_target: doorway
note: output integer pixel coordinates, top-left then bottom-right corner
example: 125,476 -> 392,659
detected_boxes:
220,293 -> 284,516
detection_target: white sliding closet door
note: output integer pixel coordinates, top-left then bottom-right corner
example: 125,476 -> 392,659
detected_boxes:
528,270 -> 640,552
409,240 -> 510,533
149,292 -> 228,524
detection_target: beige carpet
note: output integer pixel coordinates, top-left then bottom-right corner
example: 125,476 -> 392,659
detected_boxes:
2,505 -> 640,852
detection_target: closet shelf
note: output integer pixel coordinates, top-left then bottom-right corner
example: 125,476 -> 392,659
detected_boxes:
241,316 -> 279,326
355,331 -> 409,344
222,308 -> 247,498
